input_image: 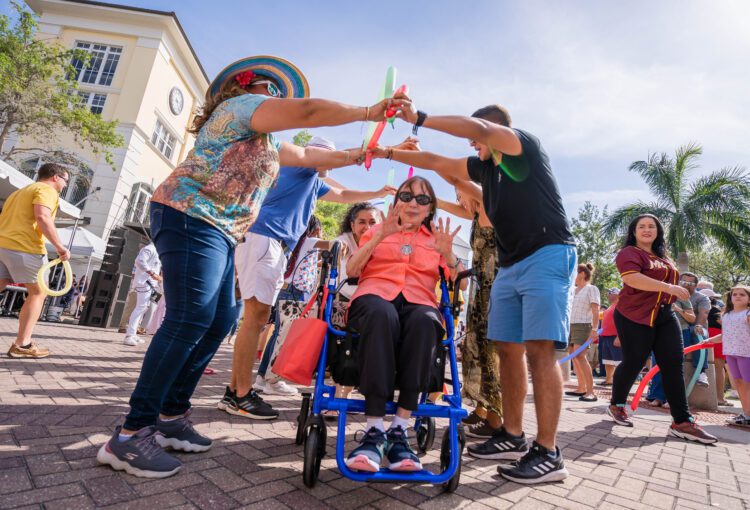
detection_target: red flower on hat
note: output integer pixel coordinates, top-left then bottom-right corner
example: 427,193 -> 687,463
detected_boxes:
235,70 -> 256,87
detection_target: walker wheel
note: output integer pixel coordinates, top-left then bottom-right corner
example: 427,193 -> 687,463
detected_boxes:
416,417 -> 436,453
440,425 -> 465,493
303,421 -> 326,488
295,394 -> 311,445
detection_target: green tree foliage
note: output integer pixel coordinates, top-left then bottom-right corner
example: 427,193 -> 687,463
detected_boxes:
570,201 -> 621,304
688,247 -> 750,297
315,201 -> 350,240
603,143 -> 750,271
0,2 -> 123,175
292,129 -> 312,147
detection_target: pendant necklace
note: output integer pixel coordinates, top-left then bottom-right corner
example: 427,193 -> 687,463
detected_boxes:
401,230 -> 418,255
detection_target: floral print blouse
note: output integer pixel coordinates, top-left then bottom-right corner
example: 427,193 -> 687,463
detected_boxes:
151,93 -> 281,243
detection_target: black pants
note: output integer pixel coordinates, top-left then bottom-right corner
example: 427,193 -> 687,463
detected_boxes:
348,293 -> 444,417
612,306 -> 691,423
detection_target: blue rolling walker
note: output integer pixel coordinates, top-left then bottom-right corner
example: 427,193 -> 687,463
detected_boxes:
295,242 -> 471,492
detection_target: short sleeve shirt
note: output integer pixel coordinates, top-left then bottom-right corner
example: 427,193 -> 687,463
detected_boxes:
615,246 -> 679,327
672,298 -> 693,330
600,306 -> 618,337
151,94 -> 281,244
0,182 -> 59,254
350,224 -> 448,309
466,128 -> 574,267
571,284 -> 601,324
721,310 -> 750,357
249,166 -> 330,250
689,291 -> 711,327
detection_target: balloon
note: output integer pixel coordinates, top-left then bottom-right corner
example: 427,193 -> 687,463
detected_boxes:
630,342 -> 717,412
382,168 -> 395,213
557,337 -> 594,365
363,67 -> 397,150
364,85 -> 409,170
684,347 -> 707,396
407,167 -> 414,179
37,258 -> 73,297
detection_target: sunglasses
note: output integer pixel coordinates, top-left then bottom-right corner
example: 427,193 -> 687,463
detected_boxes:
397,191 -> 432,206
680,281 -> 697,286
252,80 -> 283,98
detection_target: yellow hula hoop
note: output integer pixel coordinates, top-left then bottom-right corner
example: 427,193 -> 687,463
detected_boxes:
37,258 -> 73,297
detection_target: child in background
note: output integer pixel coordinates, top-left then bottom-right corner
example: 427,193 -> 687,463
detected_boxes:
710,285 -> 750,426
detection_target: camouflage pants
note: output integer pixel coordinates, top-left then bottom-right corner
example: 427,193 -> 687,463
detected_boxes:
461,225 -> 502,415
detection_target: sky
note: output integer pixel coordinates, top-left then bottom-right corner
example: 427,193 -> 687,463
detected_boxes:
4,0 -> 750,240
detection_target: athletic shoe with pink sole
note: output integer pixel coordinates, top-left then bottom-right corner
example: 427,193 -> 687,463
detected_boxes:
345,427 -> 386,473
385,426 -> 422,472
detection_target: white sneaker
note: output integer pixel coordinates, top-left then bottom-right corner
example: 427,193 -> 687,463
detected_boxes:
137,336 -> 146,344
252,375 -> 266,393
124,336 -> 139,346
728,390 -> 740,400
697,373 -> 709,387
264,380 -> 298,396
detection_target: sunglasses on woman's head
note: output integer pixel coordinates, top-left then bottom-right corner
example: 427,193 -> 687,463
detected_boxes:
252,80 -> 283,98
397,191 -> 432,205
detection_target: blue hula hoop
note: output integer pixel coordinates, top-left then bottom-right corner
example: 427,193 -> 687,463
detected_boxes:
558,337 -> 594,364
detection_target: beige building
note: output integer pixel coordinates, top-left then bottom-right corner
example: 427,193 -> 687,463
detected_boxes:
15,0 -> 208,239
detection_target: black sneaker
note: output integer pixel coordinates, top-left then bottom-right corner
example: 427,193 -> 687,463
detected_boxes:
97,426 -> 182,478
467,427 -> 529,460
462,410 -> 483,426
385,426 -> 422,472
346,427 -> 387,473
217,386 -> 235,411
465,420 -> 498,439
155,409 -> 212,452
498,441 -> 569,484
226,390 -> 279,420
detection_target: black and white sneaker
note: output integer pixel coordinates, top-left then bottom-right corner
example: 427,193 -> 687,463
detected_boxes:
467,427 -> 529,460
225,390 -> 279,420
498,441 -> 569,484
217,386 -> 236,411
465,420 -> 498,439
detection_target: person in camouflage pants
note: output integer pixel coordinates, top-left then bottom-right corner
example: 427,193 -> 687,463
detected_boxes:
461,213 -> 503,438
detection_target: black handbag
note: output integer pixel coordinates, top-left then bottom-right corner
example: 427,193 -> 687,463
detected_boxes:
327,329 -> 360,387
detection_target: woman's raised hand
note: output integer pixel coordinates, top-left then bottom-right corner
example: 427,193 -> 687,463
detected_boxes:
432,217 -> 461,258
379,202 -> 405,239
392,90 -> 418,124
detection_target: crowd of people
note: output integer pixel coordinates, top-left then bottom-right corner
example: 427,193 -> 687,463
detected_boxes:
2,54 -> 748,486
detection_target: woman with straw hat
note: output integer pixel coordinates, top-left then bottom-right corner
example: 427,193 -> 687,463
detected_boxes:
97,55 -> 399,479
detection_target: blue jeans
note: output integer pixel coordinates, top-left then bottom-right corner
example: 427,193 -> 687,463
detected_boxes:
686,326 -> 708,372
124,203 -> 237,430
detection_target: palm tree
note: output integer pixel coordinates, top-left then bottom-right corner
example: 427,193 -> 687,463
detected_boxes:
603,143 -> 750,272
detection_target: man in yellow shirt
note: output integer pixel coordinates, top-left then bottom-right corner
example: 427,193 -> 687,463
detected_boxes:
0,163 -> 71,358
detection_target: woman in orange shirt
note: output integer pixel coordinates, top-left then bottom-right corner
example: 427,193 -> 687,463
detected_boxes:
344,176 -> 467,473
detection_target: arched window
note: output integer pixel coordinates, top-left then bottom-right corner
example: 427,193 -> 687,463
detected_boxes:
125,182 -> 154,225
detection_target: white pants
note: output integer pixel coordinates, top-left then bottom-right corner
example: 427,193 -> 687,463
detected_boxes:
126,288 -> 152,336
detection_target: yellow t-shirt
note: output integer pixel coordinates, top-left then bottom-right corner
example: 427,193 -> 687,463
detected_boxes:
0,182 -> 59,255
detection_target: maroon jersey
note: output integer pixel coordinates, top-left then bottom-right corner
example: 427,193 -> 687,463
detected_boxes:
615,246 -> 679,327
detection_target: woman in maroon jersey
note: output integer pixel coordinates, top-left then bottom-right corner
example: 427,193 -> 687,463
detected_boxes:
607,214 -> 717,444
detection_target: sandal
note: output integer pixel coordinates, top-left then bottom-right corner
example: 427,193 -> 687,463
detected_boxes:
579,395 -> 598,402
565,391 -> 586,397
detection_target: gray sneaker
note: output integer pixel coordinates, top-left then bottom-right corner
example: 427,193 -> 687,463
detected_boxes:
97,426 -> 182,478
155,410 -> 212,452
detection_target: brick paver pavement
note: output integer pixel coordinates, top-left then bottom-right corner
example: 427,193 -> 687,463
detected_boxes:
1,320 -> 749,509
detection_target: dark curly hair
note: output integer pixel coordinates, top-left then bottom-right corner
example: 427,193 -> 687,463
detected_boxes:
622,213 -> 669,259
339,202 -> 378,235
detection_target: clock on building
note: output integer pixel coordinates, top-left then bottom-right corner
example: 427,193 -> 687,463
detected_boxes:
169,86 -> 184,115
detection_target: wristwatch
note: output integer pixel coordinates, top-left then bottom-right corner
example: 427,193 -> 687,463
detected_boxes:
412,110 -> 427,135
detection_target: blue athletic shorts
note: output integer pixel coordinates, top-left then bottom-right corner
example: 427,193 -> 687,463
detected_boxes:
488,244 -> 577,349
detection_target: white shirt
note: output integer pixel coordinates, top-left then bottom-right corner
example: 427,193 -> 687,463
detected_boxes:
571,284 -> 601,325
334,232 -> 359,299
722,310 -> 750,357
133,243 -> 161,291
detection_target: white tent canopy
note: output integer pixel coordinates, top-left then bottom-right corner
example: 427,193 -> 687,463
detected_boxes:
45,226 -> 106,259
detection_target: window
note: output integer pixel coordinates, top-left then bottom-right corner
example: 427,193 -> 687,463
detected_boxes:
151,119 -> 176,160
125,183 -> 154,224
69,42 -> 122,86
77,92 -> 107,115
18,157 -> 92,207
